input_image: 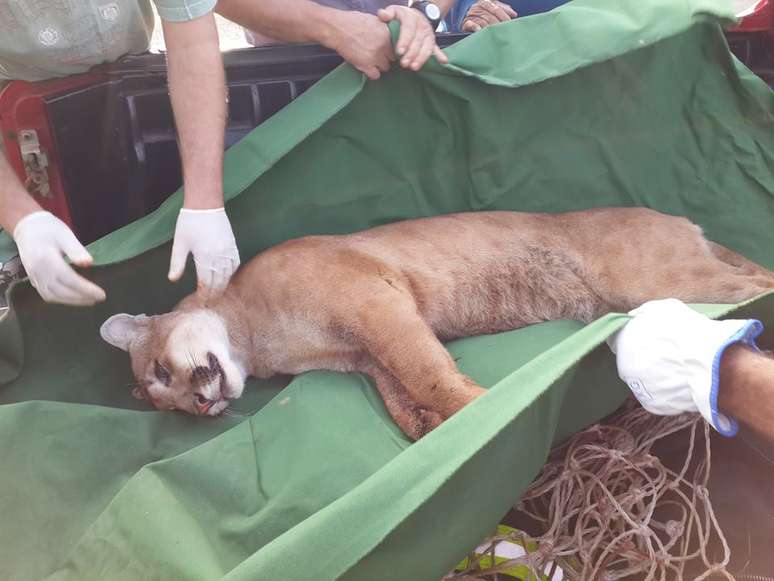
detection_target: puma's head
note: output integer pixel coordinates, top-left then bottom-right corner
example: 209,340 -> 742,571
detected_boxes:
100,309 -> 247,416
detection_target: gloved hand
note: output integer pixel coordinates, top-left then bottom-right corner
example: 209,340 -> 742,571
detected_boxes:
609,298 -> 763,437
168,208 -> 240,298
13,211 -> 106,306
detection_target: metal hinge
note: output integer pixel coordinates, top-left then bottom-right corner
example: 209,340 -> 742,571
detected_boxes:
18,129 -> 51,198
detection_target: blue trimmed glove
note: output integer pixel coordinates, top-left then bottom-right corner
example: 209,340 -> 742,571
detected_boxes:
608,298 -> 763,437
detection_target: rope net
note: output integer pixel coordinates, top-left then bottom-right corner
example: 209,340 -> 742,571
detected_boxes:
448,399 -> 733,580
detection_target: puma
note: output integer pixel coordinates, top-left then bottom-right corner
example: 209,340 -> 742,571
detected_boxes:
101,208 -> 774,440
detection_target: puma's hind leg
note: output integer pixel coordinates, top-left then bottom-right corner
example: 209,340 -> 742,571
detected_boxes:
708,242 -> 774,282
689,242 -> 774,303
643,241 -> 774,307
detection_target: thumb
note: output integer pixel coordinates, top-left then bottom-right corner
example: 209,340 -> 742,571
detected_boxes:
59,229 -> 93,267
377,7 -> 396,22
168,237 -> 189,282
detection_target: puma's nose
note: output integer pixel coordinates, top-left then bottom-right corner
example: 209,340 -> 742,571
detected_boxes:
195,393 -> 216,413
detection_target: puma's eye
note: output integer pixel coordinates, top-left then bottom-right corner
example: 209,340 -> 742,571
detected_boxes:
154,360 -> 171,386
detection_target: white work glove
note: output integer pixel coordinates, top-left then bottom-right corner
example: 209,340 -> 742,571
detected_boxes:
168,208 -> 240,297
13,211 -> 106,306
609,298 -> 763,437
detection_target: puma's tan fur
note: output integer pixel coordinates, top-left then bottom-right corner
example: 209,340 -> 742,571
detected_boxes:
101,208 -> 774,439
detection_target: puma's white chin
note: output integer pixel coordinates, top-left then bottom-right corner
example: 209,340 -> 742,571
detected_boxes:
207,399 -> 231,416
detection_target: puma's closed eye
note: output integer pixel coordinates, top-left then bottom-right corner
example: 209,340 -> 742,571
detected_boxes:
154,360 -> 171,386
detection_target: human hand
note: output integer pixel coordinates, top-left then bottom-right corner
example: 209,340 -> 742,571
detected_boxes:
328,11 -> 395,80
168,208 -> 240,299
378,5 -> 448,71
609,298 -> 762,437
14,211 -> 106,306
462,0 -> 517,32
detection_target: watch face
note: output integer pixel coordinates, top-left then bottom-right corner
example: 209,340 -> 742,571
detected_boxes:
425,3 -> 441,19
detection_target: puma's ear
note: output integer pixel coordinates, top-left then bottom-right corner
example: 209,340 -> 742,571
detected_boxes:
100,314 -> 150,352
131,386 -> 147,400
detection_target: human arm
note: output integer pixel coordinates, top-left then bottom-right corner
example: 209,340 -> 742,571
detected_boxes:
157,7 -> 239,294
0,148 -> 105,305
217,0 -> 447,79
610,298 -> 770,439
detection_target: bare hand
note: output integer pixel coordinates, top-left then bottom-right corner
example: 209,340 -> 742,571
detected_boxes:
378,5 -> 448,71
329,11 -> 394,80
462,0 -> 517,32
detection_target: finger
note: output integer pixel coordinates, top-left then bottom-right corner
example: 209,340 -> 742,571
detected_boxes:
433,45 -> 448,64
194,260 -> 216,296
52,269 -> 106,305
398,19 -> 425,69
58,229 -> 93,267
48,285 -> 103,306
396,12 -> 419,61
362,66 -> 381,80
210,260 -> 228,293
462,19 -> 481,32
168,239 -> 188,282
464,16 -> 487,31
500,2 -> 518,18
214,263 -> 232,294
472,15 -> 491,28
377,6 -> 397,23
476,8 -> 501,26
37,280 -> 93,306
376,54 -> 391,73
483,0 -> 513,21
411,33 -> 435,71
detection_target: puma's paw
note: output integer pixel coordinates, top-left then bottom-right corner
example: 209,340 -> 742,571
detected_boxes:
412,408 -> 444,440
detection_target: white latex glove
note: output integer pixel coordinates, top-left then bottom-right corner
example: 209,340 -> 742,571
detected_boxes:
13,211 -> 106,306
168,208 -> 240,297
609,298 -> 763,437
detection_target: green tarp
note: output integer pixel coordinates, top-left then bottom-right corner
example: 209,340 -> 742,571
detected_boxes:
2,0 -> 773,579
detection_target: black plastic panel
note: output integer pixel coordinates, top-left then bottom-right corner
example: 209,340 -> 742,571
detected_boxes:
44,36 -> 467,243
727,31 -> 774,71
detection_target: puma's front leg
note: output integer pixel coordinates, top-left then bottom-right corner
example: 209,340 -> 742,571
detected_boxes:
367,365 -> 444,440
353,293 -> 485,419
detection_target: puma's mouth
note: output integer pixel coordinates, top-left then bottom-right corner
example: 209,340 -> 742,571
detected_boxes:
193,352 -> 232,415
195,393 -> 223,414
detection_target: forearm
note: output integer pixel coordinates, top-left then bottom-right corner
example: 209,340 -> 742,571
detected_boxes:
162,13 -> 226,209
719,344 -> 774,438
0,149 -> 43,233
217,0 -> 358,50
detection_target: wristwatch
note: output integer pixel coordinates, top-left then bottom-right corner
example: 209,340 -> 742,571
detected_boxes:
411,1 -> 442,30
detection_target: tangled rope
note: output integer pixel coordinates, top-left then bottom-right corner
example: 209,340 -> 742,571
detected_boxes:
448,399 -> 733,580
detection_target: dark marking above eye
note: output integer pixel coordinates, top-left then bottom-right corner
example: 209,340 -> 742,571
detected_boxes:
192,353 -> 223,386
154,360 -> 171,386
207,352 -> 222,375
